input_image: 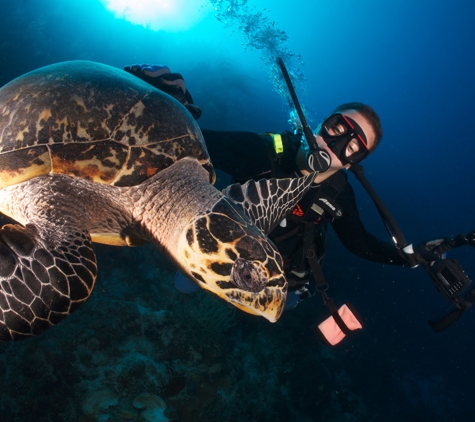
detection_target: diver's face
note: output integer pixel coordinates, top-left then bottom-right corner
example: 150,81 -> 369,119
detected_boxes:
315,109 -> 376,170
296,109 -> 376,181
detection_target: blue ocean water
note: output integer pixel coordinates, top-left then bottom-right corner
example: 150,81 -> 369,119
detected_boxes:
0,0 -> 474,420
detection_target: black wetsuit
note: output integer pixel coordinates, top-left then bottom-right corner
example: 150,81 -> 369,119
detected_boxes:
202,129 -> 407,290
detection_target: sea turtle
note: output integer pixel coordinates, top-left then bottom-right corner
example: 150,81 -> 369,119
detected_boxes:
0,61 -> 315,340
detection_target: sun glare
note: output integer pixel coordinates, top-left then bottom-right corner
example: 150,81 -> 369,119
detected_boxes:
101,0 -> 212,31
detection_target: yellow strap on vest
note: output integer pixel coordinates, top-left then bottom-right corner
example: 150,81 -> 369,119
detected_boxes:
270,133 -> 283,154
260,132 -> 284,154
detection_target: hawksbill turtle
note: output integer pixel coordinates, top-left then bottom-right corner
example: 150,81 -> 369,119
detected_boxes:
0,61 -> 314,340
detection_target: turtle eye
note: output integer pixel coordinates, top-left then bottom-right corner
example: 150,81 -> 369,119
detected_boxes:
230,258 -> 267,292
243,269 -> 252,281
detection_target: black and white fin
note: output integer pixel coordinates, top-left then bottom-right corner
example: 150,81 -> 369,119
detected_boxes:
223,172 -> 316,234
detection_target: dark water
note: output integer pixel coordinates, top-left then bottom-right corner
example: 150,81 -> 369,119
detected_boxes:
0,0 -> 474,420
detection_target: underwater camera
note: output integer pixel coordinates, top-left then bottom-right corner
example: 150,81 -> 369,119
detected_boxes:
429,258 -> 471,302
426,255 -> 475,332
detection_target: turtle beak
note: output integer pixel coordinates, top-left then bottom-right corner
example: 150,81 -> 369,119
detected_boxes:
221,283 -> 288,322
188,258 -> 288,323
179,272 -> 288,322
219,257 -> 288,322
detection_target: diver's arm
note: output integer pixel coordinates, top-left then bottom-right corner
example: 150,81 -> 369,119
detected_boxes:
201,129 -> 275,183
331,181 -> 408,266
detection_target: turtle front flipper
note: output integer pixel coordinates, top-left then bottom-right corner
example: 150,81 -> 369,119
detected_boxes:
0,224 -> 97,340
223,172 -> 316,234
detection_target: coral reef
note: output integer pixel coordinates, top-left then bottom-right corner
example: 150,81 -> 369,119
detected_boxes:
133,393 -> 168,422
82,390 -> 119,420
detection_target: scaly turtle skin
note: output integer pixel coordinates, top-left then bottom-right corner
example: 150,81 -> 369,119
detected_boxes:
0,61 -> 314,340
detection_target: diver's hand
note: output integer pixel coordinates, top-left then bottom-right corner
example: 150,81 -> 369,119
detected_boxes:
411,232 -> 475,266
124,64 -> 185,94
409,238 -> 451,266
413,241 -> 443,263
123,64 -> 202,119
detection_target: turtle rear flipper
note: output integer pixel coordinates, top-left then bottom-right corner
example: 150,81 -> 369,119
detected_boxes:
0,224 -> 97,340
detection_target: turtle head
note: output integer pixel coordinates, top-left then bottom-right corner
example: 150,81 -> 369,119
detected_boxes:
177,196 -> 287,322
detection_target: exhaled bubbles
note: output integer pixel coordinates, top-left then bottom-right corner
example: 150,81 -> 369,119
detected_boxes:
208,0 -> 310,131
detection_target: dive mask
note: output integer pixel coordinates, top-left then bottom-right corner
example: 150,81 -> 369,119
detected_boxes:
319,113 -> 369,165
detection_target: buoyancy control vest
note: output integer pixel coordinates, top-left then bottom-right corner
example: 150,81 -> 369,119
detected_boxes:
262,132 -> 347,280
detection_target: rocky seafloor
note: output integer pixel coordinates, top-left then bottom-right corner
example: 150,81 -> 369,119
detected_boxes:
0,243 -> 371,421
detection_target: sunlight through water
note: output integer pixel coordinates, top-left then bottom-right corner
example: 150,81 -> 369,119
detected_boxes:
100,0 -> 212,31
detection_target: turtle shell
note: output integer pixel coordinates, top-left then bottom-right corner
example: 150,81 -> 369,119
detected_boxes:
0,60 -> 214,189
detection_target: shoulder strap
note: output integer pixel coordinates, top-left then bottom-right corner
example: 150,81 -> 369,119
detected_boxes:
319,170 -> 348,198
302,223 -> 349,329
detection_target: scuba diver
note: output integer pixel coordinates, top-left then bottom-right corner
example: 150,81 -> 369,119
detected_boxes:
123,63 -> 475,345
